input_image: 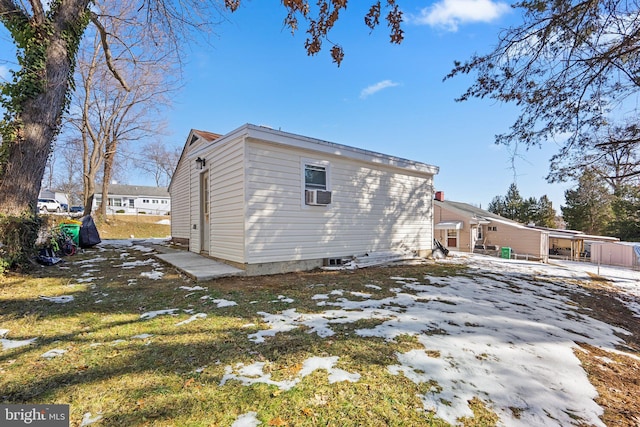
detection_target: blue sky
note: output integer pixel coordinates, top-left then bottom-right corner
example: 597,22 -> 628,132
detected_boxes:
0,1 -> 573,210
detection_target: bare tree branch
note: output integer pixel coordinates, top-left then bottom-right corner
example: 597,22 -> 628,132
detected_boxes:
89,11 -> 130,92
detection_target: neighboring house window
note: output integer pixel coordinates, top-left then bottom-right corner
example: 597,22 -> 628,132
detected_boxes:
447,229 -> 458,247
143,199 -> 149,203
488,226 -> 497,232
305,164 -> 327,190
152,199 -> 158,204
128,199 -> 134,208
113,198 -> 122,207
161,200 -> 168,204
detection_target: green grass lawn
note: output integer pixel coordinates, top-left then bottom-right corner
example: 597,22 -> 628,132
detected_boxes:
0,244 -> 480,427
4,241 -> 638,426
94,214 -> 171,240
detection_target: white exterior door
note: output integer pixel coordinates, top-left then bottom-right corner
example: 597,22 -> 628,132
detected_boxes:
200,172 -> 210,254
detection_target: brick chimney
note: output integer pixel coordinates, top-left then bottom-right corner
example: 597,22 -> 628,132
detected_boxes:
435,191 -> 444,201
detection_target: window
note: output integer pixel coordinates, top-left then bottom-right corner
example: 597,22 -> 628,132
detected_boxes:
476,226 -> 483,240
143,199 -> 149,204
488,226 -> 497,232
108,198 -> 123,207
161,200 -> 168,204
305,164 -> 327,190
128,199 -> 134,208
152,199 -> 158,204
447,229 -> 458,247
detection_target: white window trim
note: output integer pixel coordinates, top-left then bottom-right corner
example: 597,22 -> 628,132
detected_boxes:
301,158 -> 331,207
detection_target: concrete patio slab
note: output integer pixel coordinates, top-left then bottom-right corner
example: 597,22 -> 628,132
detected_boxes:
155,251 -> 245,281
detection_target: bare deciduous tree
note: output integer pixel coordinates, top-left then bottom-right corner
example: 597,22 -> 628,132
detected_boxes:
65,2 -> 176,216
548,123 -> 640,192
446,0 -> 640,179
136,141 -> 181,187
0,0 -> 403,267
53,138 -> 83,207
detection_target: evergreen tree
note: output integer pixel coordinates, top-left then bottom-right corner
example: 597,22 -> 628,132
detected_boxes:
503,183 -> 524,220
608,185 -> 640,241
488,184 -> 557,226
534,195 -> 556,228
520,196 -> 538,224
561,169 -> 612,234
487,196 -> 506,217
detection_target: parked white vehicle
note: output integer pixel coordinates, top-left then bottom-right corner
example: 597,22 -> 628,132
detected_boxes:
38,198 -> 62,213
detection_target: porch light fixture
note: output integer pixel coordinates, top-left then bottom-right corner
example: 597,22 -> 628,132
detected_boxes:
196,157 -> 206,169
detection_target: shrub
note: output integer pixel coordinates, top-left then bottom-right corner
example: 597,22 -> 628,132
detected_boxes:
0,212 -> 41,274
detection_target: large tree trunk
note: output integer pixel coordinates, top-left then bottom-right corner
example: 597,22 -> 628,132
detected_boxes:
99,141 -> 117,217
0,38 -> 74,215
0,1 -> 89,268
0,1 -> 90,215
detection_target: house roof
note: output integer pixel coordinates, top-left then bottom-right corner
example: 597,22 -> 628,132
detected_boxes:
434,199 -> 517,223
434,199 -> 547,232
169,129 -> 223,192
436,199 -> 619,240
190,123 -> 439,176
97,184 -> 169,198
191,129 -> 222,143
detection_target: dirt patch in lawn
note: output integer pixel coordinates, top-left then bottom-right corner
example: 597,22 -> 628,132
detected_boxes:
569,281 -> 640,426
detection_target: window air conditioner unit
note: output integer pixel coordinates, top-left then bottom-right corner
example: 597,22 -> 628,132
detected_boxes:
305,189 -> 332,205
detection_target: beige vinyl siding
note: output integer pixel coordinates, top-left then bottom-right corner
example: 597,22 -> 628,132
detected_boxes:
171,132 -> 212,246
169,157 -> 191,241
433,205 -> 471,251
244,140 -> 433,264
208,138 -> 245,263
484,221 -> 547,258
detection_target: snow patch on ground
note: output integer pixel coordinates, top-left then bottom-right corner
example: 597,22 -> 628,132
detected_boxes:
180,286 -> 207,291
41,349 -> 66,359
141,270 -> 164,280
0,330 -> 37,351
39,295 -> 74,303
176,313 -> 207,326
231,411 -> 261,427
80,412 -> 103,426
140,308 -> 179,320
220,356 -> 359,391
200,296 -> 238,308
240,254 -> 640,426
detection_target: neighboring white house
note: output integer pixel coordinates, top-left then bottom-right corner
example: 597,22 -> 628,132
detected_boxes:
94,184 -> 171,215
169,124 -> 439,276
